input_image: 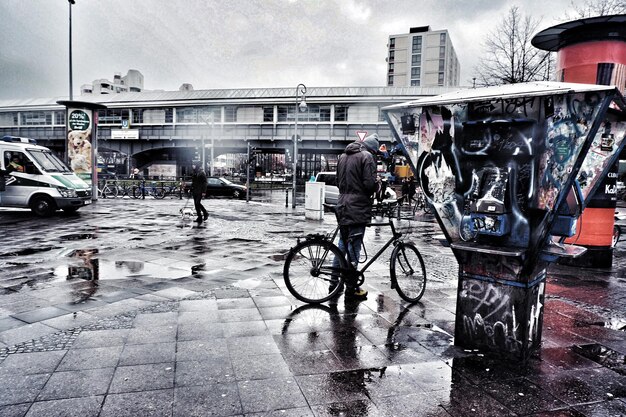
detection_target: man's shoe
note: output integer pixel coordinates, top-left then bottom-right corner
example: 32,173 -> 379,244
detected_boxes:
195,217 -> 203,223
345,287 -> 368,299
203,213 -> 208,221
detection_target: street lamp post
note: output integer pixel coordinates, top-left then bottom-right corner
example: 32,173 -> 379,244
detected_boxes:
68,0 -> 75,100
292,83 -> 307,208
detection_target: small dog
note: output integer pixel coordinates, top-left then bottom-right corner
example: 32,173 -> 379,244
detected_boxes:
180,207 -> 194,221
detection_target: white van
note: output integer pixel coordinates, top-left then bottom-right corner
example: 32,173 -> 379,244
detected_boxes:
0,136 -> 92,216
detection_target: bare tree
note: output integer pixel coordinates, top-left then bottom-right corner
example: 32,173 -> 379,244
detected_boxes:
473,6 -> 553,86
564,0 -> 626,19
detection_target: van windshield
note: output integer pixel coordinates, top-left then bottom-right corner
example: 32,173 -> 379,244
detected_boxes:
27,149 -> 71,173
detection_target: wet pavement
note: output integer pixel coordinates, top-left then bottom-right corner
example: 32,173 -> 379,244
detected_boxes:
0,191 -> 624,416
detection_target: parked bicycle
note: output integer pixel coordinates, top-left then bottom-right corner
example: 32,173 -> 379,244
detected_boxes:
97,178 -> 118,198
283,200 -> 426,304
412,188 -> 432,215
131,180 -> 166,199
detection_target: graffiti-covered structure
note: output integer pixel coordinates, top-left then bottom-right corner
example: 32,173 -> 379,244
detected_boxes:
383,81 -> 626,360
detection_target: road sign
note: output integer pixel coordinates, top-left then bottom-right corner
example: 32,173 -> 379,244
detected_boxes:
356,130 -> 367,141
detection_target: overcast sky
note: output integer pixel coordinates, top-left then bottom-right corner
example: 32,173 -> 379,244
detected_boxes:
0,0 -> 574,100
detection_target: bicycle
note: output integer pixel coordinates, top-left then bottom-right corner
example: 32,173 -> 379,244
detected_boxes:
131,180 -> 166,199
412,188 -> 433,215
97,178 -> 118,198
283,200 -> 426,304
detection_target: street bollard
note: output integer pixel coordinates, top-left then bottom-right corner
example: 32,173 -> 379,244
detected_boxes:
286,188 -> 289,207
141,180 -> 145,199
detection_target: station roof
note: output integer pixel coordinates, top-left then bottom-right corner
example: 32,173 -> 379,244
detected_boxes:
383,81 -> 626,110
0,86 -> 461,111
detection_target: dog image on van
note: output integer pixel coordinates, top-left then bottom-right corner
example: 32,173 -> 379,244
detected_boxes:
67,129 -> 92,173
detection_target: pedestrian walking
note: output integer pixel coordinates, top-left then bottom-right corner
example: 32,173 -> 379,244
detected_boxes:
191,161 -> 208,224
331,133 -> 379,300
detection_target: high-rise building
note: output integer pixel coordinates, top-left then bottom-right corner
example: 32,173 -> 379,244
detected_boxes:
81,69 -> 144,95
387,26 -> 460,87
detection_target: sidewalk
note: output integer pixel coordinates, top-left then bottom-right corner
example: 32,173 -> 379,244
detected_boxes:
0,197 -> 624,416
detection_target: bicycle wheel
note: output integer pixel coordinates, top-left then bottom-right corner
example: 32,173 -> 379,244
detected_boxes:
283,240 -> 347,304
390,242 -> 426,303
153,187 -> 166,199
104,184 -> 118,198
131,185 -> 143,199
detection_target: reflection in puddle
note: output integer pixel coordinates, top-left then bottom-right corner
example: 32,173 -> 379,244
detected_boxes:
54,252 -> 193,281
60,233 -> 97,241
574,344 -> 626,374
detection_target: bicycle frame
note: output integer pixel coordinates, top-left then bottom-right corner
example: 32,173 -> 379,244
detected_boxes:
327,218 -> 403,276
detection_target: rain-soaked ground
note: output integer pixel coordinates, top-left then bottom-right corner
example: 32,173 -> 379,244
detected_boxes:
0,190 -> 624,416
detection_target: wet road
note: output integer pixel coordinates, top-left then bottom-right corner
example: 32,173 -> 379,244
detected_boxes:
0,192 -> 624,416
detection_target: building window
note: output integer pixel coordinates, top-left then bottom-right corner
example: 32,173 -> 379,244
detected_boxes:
411,79 -> 420,86
439,46 -> 446,59
263,107 -> 273,122
440,32 -> 446,44
388,63 -> 394,73
388,50 -> 395,62
412,54 -> 421,64
97,109 -> 128,124
412,36 -> 422,53
438,72 -> 444,85
20,111 -> 52,126
55,111 -> 65,125
320,106 -> 331,122
0,112 -> 18,126
176,107 -> 198,123
389,37 -> 395,49
132,108 -> 173,124
334,105 -> 348,122
224,106 -> 237,122
387,75 -> 394,86
439,59 -> 445,72
411,67 -> 421,78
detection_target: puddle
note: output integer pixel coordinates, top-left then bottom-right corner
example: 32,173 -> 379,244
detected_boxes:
53,249 -> 194,281
59,233 -> 97,241
233,278 -> 263,289
0,246 -> 56,257
269,252 -> 290,261
573,344 -> 626,375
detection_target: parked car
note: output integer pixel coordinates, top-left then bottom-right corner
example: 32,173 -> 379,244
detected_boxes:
206,176 -> 247,199
315,172 -> 338,204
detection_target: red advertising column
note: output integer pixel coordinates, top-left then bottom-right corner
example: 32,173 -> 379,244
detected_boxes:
533,14 -> 626,267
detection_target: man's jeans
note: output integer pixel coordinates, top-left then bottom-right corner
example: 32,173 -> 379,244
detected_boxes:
331,224 -> 366,289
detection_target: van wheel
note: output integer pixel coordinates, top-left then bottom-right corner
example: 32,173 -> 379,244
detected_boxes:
30,196 -> 56,217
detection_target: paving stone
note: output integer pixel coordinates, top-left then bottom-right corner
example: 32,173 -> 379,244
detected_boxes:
0,351 -> 66,376
175,357 -> 235,386
37,368 -> 115,401
109,363 -> 175,393
70,329 -> 129,349
222,320 -> 269,338
132,312 -> 178,328
119,342 -> 176,366
126,325 -> 177,345
178,299 -> 217,312
227,335 -> 280,357
231,353 -> 292,381
0,323 -> 57,347
0,403 -> 30,417
100,389 -> 173,417
24,395 -> 104,417
0,373 -> 50,406
238,377 -> 307,414
173,383 -> 242,417
57,345 -> 123,371
176,339 -> 229,362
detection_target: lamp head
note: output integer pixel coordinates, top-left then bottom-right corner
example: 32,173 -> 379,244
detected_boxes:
298,98 -> 307,111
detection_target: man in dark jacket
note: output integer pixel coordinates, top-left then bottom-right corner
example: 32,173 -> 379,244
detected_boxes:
332,133 -> 379,299
191,162 -> 208,223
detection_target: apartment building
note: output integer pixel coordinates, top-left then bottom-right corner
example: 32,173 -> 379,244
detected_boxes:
387,26 -> 460,87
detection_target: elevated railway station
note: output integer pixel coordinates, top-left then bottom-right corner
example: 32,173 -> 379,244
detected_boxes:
0,86 -> 458,180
